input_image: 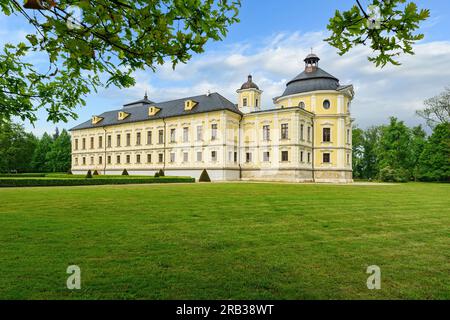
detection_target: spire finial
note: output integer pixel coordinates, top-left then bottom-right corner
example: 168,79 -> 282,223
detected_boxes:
144,90 -> 148,100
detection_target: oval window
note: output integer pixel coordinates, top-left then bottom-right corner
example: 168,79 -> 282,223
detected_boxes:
299,101 -> 305,109
323,100 -> 331,110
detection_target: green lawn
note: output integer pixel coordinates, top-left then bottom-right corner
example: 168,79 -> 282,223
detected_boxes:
0,182 -> 448,300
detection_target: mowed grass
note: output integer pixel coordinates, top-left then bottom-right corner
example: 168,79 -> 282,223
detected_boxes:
0,182 -> 448,300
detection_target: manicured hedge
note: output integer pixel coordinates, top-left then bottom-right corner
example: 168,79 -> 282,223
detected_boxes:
0,173 -> 46,178
0,177 -> 195,187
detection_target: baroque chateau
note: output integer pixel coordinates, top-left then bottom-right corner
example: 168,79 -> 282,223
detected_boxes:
70,53 -> 354,182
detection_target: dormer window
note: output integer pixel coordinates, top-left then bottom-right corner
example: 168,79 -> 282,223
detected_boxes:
91,116 -> 104,125
148,106 -> 161,116
184,100 -> 198,111
118,111 -> 130,120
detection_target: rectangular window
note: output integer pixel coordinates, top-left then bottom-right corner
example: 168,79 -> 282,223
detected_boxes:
136,154 -> 141,164
197,151 -> 202,162
147,131 -> 152,145
136,132 -> 141,145
211,124 -> 218,141
98,136 -> 103,149
246,152 -> 252,163
234,152 -> 238,163
82,157 -> 86,165
243,98 -> 248,107
323,153 -> 331,163
74,139 -> 78,150
158,130 -> 164,144
197,126 -> 203,141
255,98 -> 259,107
323,128 -> 331,142
107,156 -> 111,164
82,138 -> 86,150
347,129 -> 351,144
147,154 -> 152,163
117,155 -> 121,164
300,151 -> 304,162
347,153 -> 350,165
300,124 -> 304,140
282,151 -> 289,162
281,123 -> 289,140
90,137 -> 94,149
99,156 -> 103,165
263,152 -> 270,162
158,153 -> 163,163
116,134 -> 121,147
90,156 -> 94,165
107,135 -> 112,148
126,133 -> 131,146
263,125 -> 270,141
170,129 -> 176,143
126,155 -> 131,164
307,152 -> 311,163
307,127 -> 311,142
211,151 -> 217,162
75,157 -> 78,165
183,127 -> 189,143
183,152 -> 188,162
170,153 -> 175,163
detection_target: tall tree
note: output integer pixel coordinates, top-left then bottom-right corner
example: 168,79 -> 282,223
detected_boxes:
31,132 -> 54,172
352,127 -> 365,179
0,0 -> 241,124
416,123 -> 450,182
416,87 -> 450,129
0,120 -> 37,172
410,125 -> 426,180
46,129 -> 72,172
326,0 -> 429,67
361,126 -> 381,179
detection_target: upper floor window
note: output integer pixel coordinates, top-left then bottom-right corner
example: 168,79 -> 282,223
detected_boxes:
183,127 -> 189,143
300,151 -> 304,162
243,98 -> 248,107
74,139 -> 78,150
323,128 -> 331,142
98,136 -> 103,149
299,101 -> 305,109
158,130 -> 164,144
126,133 -> 131,146
116,134 -> 121,147
90,137 -> 94,149
170,129 -> 176,143
281,123 -> 289,140
347,129 -> 351,144
136,132 -> 141,145
211,124 -> 218,141
255,99 -> 259,107
300,124 -> 304,140
82,138 -> 86,150
307,152 -> 311,163
147,131 -> 152,145
197,126 -> 203,141
323,153 -> 331,163
107,135 -> 112,148
263,125 -> 270,141
307,127 -> 311,142
323,100 -> 331,110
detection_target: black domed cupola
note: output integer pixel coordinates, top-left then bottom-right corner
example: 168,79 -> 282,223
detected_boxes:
304,53 -> 320,73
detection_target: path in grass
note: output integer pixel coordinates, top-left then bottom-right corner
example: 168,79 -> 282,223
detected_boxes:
0,183 -> 448,299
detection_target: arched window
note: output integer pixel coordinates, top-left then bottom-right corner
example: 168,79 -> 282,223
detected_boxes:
299,101 -> 305,109
323,100 -> 331,110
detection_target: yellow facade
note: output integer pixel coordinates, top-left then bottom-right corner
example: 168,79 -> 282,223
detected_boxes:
71,53 -> 354,182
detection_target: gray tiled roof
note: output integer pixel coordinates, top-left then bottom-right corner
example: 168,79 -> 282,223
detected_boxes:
70,92 -> 241,131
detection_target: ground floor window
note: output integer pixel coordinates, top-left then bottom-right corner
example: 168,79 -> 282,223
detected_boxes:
197,152 -> 202,162
211,151 -> 217,162
183,152 -> 188,163
136,154 -> 141,164
281,151 -> 289,162
300,151 -> 304,162
126,155 -> 131,164
117,155 -> 121,164
323,153 -> 330,163
158,153 -> 163,163
263,152 -> 270,162
170,153 -> 175,163
147,154 -> 152,163
107,156 -> 111,164
246,152 -> 252,163
99,156 -> 102,165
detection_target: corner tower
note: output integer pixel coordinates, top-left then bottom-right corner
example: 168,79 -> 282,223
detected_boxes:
237,75 -> 262,113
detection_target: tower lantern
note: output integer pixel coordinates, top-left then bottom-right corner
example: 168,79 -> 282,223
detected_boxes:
236,75 -> 262,113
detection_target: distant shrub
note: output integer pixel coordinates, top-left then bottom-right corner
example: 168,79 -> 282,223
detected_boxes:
154,172 -> 160,178
86,170 -> 93,179
199,169 -> 211,182
158,169 -> 165,177
379,166 -> 409,183
122,169 -> 129,176
93,170 -> 99,176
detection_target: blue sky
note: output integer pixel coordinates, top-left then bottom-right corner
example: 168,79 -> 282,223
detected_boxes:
2,0 -> 450,135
